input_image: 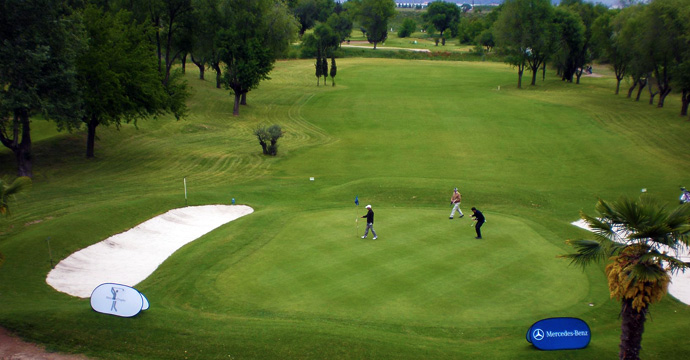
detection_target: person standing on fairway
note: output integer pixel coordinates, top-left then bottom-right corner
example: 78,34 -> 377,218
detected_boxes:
361,205 -> 377,239
470,207 -> 485,239
449,188 -> 464,219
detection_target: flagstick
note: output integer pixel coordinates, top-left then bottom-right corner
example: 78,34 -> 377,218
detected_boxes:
355,205 -> 359,237
355,196 -> 359,237
184,177 -> 187,205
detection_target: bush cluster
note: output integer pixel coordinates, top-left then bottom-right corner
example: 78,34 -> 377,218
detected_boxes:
254,125 -> 284,156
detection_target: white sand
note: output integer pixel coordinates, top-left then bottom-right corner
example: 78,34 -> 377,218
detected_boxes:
572,219 -> 690,305
46,205 -> 253,298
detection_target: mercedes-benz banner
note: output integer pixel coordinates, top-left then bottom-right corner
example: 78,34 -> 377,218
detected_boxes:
526,317 -> 591,351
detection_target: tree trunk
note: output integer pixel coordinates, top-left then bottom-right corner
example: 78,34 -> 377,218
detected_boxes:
181,53 -> 187,74
681,89 -> 689,116
575,68 -> 583,84
530,62 -> 540,86
212,63 -> 222,89
627,82 -> 637,98
86,116 -> 99,159
190,54 -> 205,80
240,92 -> 247,105
648,93 -> 657,105
528,57 -> 544,86
233,93 -> 241,116
619,299 -> 646,360
155,17 -> 162,75
647,80 -> 659,105
517,66 -> 524,89
635,78 -> 647,102
14,109 -> 33,178
615,64 -> 626,95
657,87 -> 672,108
654,65 -> 671,108
163,14 -> 177,87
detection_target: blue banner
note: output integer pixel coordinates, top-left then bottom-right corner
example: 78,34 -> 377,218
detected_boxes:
526,317 -> 591,351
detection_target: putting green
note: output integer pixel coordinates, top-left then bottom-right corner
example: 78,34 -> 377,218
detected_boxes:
211,208 -> 587,327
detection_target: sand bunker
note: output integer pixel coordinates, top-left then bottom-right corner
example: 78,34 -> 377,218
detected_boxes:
572,219 -> 690,305
46,205 -> 253,298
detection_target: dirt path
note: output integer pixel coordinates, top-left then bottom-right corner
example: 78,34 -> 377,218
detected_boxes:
0,327 -> 91,360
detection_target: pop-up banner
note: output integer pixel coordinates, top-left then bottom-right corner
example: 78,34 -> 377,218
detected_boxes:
90,283 -> 149,317
526,317 -> 591,351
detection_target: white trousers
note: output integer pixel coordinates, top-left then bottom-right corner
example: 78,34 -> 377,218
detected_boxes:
450,203 -> 463,218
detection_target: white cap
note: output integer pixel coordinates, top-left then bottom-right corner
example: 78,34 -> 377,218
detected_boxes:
366,204 -> 372,209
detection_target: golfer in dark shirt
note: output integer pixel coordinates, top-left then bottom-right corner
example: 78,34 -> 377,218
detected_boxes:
471,207 -> 485,239
361,205 -> 377,239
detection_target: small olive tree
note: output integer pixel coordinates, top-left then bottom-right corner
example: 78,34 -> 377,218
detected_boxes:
254,125 -> 284,156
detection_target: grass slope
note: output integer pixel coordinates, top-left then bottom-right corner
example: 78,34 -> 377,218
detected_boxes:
1,58 -> 690,359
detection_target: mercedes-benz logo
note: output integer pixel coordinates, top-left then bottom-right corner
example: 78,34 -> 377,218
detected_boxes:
532,328 -> 545,341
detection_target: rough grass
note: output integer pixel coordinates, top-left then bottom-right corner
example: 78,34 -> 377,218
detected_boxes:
1,59 -> 690,359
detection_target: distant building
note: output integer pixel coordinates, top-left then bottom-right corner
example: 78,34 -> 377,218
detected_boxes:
394,1 -> 502,9
393,0 -> 616,8
395,1 -> 429,8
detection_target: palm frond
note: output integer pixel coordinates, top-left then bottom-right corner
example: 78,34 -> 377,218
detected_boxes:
663,258 -> 690,275
580,212 -> 624,243
562,239 -> 621,269
626,261 -> 669,283
568,195 -> 690,272
638,250 -> 669,264
0,176 -> 32,217
3,176 -> 32,195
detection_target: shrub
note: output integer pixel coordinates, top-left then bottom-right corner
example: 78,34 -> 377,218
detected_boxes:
254,125 -> 284,156
398,19 -> 416,38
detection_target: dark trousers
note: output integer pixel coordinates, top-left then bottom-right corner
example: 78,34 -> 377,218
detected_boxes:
475,221 -> 485,238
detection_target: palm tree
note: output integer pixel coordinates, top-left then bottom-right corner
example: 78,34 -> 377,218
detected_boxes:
0,176 -> 32,268
0,176 -> 32,217
563,196 -> 690,360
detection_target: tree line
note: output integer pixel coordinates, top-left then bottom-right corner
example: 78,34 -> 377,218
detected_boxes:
470,0 -> 690,118
392,0 -> 689,119
4,0 -> 690,179
1,0 -> 300,178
